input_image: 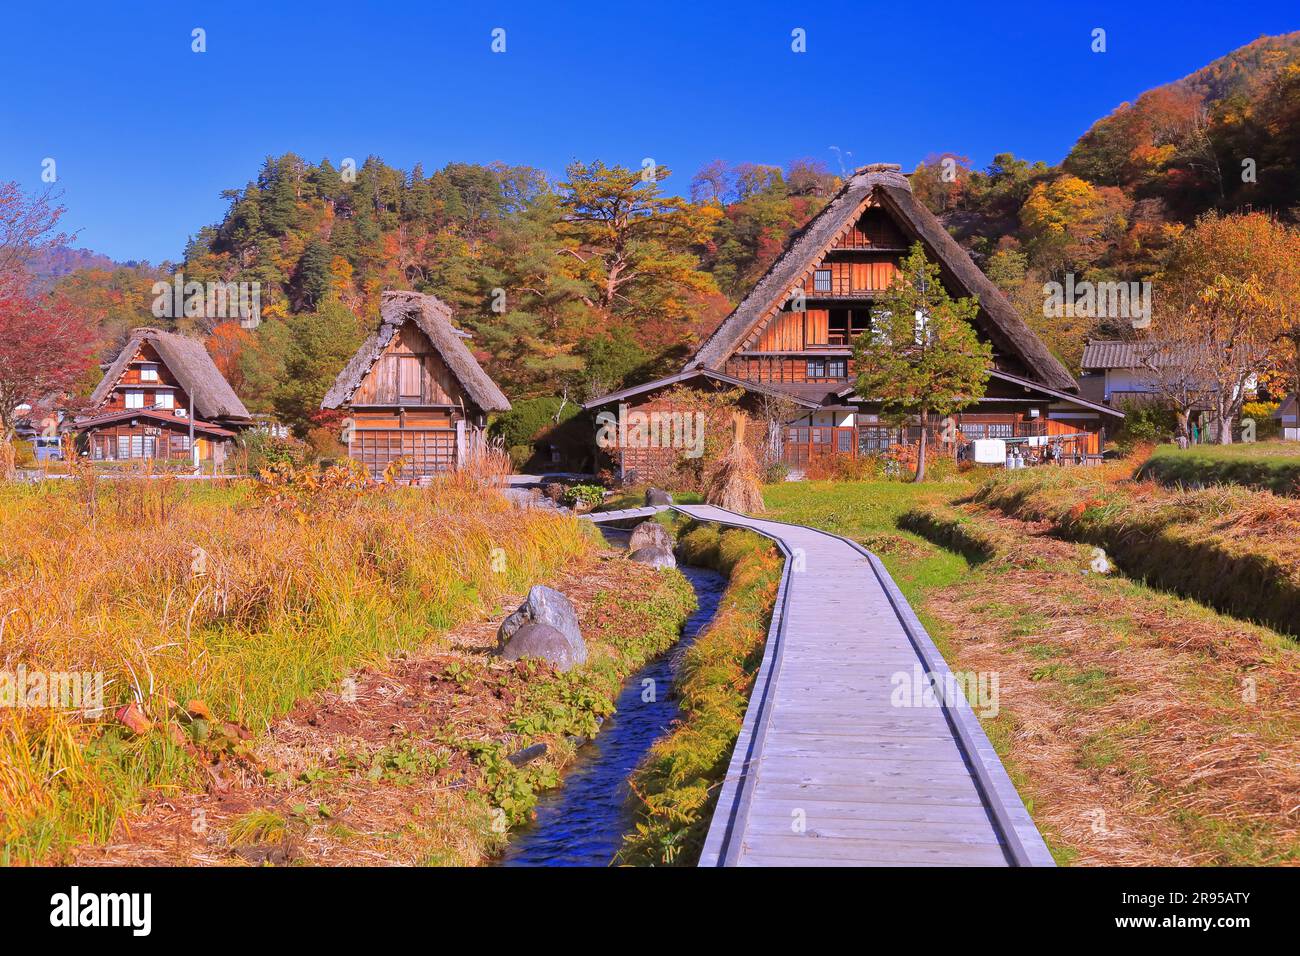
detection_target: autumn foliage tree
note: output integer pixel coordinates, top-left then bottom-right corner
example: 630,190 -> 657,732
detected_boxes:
853,244 -> 992,481
1152,211 -> 1300,442
206,320 -> 253,394
0,285 -> 94,439
0,182 -> 93,439
557,161 -> 723,359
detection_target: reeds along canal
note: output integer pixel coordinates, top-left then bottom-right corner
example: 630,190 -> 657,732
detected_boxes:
499,555 -> 726,867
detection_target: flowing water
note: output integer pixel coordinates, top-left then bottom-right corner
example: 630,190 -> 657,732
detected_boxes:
499,558 -> 726,866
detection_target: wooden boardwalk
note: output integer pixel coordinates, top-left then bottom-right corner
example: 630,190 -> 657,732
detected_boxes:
588,503 -> 1054,867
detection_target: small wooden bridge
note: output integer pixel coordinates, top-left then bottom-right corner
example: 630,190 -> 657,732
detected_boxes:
587,503 -> 1054,867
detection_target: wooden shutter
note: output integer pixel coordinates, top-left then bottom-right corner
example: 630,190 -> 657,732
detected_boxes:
399,356 -> 422,400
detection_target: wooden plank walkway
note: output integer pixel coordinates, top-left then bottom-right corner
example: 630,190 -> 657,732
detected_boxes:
588,503 -> 1054,867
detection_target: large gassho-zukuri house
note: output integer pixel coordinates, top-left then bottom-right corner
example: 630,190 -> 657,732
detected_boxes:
323,290 -> 511,480
586,163 -> 1123,480
76,327 -> 252,465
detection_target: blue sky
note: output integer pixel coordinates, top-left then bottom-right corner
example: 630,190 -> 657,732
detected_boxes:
1,0 -> 1296,264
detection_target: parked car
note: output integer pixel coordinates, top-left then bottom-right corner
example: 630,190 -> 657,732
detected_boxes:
31,435 -> 64,462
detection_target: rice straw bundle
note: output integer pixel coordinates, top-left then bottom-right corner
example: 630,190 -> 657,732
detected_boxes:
705,414 -> 765,514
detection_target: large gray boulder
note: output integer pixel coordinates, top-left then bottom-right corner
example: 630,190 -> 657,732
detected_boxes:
500,622 -> 585,672
645,487 -> 673,506
497,585 -> 586,667
629,546 -> 676,569
628,519 -> 673,553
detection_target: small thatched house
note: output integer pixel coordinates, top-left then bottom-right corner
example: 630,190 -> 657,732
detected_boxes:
322,290 -> 511,479
586,163 -> 1122,481
76,327 -> 251,464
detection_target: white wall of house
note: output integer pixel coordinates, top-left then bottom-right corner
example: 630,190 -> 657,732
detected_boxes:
1102,368 -> 1156,400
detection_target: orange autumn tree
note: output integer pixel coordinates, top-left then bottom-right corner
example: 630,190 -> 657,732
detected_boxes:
206,320 -> 252,394
1152,212 -> 1300,443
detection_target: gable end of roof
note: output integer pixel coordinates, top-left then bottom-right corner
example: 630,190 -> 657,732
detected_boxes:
90,327 -> 251,422
689,165 -> 1077,393
321,291 -> 511,413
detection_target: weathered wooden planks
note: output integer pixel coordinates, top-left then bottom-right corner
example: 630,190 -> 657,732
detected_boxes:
669,504 -> 1053,868
583,502 -> 1052,866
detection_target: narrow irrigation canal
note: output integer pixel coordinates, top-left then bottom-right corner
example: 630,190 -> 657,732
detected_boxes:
500,556 -> 725,867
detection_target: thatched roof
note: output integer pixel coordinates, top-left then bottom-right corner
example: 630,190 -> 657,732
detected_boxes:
322,291 -> 511,413
689,163 -> 1077,393
89,327 -> 251,422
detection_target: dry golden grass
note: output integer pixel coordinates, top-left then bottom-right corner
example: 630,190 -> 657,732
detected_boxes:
919,503 -> 1300,865
974,467 -> 1300,637
0,470 -> 594,863
70,548 -> 694,867
705,440 -> 765,514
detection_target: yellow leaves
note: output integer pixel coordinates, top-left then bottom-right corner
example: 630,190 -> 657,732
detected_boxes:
1021,175 -> 1101,236
1130,143 -> 1177,169
260,298 -> 289,322
329,256 -> 354,299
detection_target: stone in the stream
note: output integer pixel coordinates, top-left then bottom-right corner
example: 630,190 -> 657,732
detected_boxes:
628,519 -> 673,553
629,546 -> 676,570
500,622 -> 585,671
497,585 -> 586,666
645,487 -> 673,506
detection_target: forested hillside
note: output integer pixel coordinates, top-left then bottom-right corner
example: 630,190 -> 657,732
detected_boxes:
46,31 -> 1300,443
910,31 -> 1300,368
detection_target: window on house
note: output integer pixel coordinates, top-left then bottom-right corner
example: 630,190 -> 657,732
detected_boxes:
155,391 -> 174,409
988,423 -> 1013,439
139,364 -> 159,382
124,389 -> 145,409
806,359 -> 849,380
399,356 -> 422,401
828,309 -> 873,345
118,436 -> 131,458
813,269 -> 832,292
858,426 -> 894,455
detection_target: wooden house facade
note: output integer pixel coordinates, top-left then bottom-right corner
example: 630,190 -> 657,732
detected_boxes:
322,291 -> 511,480
585,163 -> 1123,480
75,328 -> 252,465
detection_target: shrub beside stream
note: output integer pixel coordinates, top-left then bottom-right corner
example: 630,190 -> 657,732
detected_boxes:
618,522 -> 782,865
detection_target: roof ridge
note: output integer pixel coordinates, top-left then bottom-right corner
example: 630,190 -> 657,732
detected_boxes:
688,167 -> 1077,392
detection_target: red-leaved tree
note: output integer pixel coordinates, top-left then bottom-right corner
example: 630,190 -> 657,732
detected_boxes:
0,285 -> 94,438
0,181 -> 92,439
